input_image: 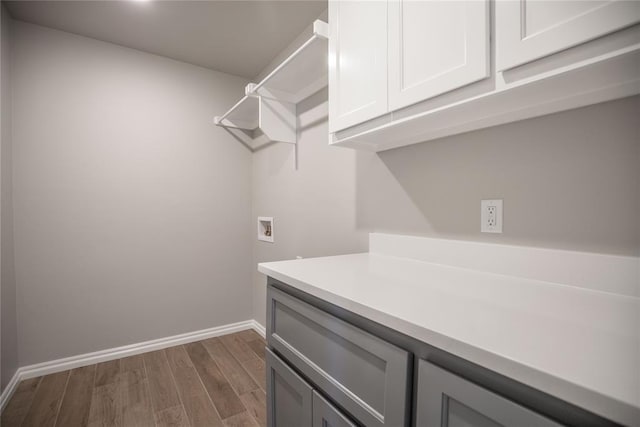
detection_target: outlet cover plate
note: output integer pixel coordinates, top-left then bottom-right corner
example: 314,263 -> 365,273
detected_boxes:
481,199 -> 503,233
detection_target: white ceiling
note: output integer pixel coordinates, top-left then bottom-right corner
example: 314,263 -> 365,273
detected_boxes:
4,0 -> 327,79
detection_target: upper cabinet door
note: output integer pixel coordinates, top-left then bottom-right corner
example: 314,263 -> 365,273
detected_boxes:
329,1 -> 388,133
388,0 -> 490,111
496,0 -> 640,71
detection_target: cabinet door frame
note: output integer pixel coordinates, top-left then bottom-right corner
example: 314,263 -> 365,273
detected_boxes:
328,0 -> 389,133
496,0 -> 640,71
388,0 -> 490,111
416,360 -> 561,427
267,285 -> 411,427
312,391 -> 358,427
266,348 -> 313,427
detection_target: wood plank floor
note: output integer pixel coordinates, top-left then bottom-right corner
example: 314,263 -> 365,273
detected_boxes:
1,330 -> 267,427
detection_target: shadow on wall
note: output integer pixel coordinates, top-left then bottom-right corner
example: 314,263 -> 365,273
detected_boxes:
355,95 -> 640,257
294,87 -> 367,253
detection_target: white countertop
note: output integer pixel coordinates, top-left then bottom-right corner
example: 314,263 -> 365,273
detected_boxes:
258,252 -> 640,426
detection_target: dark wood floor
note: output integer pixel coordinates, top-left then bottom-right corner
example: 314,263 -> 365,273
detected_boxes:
1,330 -> 267,427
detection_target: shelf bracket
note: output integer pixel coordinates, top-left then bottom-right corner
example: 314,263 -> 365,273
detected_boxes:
245,19 -> 329,102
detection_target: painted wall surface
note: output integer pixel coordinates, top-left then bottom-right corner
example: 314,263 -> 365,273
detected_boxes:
252,92 -> 640,325
1,5 -> 18,391
251,89 -> 369,325
11,21 -> 254,366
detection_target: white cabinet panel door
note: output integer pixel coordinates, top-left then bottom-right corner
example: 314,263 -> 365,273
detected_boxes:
388,0 -> 490,111
496,0 -> 640,70
329,1 -> 388,132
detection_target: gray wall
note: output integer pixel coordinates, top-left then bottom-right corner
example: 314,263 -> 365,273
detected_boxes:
11,21 -> 254,366
358,95 -> 640,255
1,4 -> 18,391
252,92 -> 640,326
251,89 -> 369,325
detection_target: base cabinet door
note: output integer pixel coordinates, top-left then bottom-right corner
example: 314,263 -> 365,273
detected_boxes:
266,348 -> 313,427
312,391 -> 357,427
267,285 -> 410,427
496,0 -> 640,70
416,360 -> 562,427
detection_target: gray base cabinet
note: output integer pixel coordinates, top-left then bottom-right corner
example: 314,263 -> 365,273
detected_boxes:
266,348 -> 313,427
267,347 -> 357,427
313,391 -> 357,427
266,279 -> 619,427
416,360 -> 562,427
267,285 -> 411,427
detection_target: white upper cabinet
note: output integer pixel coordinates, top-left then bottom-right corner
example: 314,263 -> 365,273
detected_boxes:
388,0 -> 490,111
329,1 -> 388,133
329,0 -> 640,151
496,0 -> 640,70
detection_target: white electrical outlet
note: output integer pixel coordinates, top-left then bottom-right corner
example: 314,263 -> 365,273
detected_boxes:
481,199 -> 503,233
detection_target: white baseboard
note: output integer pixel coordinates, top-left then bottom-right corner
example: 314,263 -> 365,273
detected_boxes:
0,370 -> 21,413
1,319 -> 265,412
251,319 -> 266,338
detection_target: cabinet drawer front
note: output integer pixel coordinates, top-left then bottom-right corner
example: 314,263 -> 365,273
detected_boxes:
267,286 -> 410,427
417,360 -> 562,427
313,391 -> 357,427
496,0 -> 640,70
266,348 -> 313,427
